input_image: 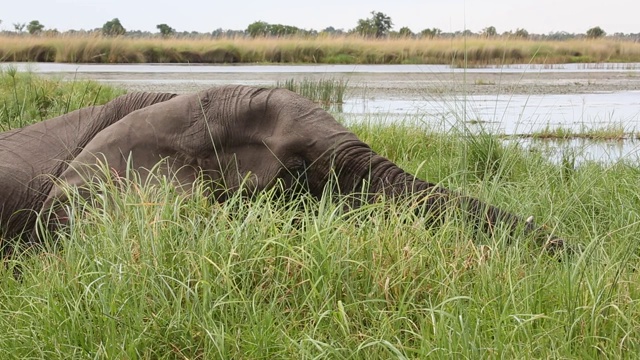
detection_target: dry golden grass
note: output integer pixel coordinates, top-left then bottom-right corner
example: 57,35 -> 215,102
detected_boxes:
1,34 -> 639,65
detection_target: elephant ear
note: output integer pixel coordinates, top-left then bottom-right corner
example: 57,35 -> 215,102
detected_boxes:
39,94 -> 205,231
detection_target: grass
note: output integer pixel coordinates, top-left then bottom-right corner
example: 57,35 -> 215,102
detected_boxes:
474,78 -> 496,86
2,34 -> 640,66
0,66 -> 125,129
275,77 -> 347,109
517,124 -> 630,140
2,73 -> 640,358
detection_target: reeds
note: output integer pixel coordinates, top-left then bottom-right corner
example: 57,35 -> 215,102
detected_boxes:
2,34 -> 640,65
528,124 -> 629,140
0,66 -> 124,129
275,77 -> 347,109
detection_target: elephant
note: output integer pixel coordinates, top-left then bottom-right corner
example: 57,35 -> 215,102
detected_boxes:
0,91 -> 177,254
1,85 -> 562,255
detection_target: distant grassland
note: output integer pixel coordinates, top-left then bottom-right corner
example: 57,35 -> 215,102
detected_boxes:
2,35 -> 640,65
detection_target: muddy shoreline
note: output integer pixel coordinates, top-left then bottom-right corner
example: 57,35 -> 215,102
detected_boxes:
44,69 -> 640,98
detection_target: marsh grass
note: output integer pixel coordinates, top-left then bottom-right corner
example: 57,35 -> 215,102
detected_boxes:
2,73 -> 640,358
276,77 -> 347,109
2,35 -> 640,65
3,127 -> 640,358
527,124 -> 629,140
0,66 -> 125,129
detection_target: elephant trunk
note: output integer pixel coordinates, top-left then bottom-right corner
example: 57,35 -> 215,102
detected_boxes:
316,139 -> 561,249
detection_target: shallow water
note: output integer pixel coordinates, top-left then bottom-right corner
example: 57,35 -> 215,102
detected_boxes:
345,91 -> 640,134
507,137 -> 640,165
6,62 -> 640,74
5,62 -> 640,164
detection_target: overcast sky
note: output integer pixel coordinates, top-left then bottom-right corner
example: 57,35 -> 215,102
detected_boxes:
4,0 -> 639,35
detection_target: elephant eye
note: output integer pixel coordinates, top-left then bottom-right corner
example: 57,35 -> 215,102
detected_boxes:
283,155 -> 305,170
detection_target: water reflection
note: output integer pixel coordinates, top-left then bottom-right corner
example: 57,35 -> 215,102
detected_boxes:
506,138 -> 640,165
344,91 -> 640,135
342,112 -> 640,165
341,91 -> 640,164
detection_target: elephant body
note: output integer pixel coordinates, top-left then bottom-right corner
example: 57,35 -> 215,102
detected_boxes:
1,85 -> 560,253
0,91 -> 177,249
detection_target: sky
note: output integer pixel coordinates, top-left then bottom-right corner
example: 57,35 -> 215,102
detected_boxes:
4,0 -> 639,35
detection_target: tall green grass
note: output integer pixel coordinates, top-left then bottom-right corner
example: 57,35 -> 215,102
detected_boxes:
0,66 -> 125,129
528,124 -> 629,140
275,77 -> 347,110
1,73 -> 640,358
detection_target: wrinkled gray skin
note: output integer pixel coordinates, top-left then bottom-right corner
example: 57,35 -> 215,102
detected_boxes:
1,85 -> 561,254
0,91 -> 177,253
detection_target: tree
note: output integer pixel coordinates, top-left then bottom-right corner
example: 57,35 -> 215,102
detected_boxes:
482,26 -> 497,37
245,21 -> 304,37
320,26 -> 345,37
102,18 -> 126,37
211,28 -> 226,37
269,24 -> 301,37
212,28 -> 244,38
355,11 -> 393,38
586,26 -> 606,38
13,23 -> 26,33
27,20 -> 44,35
514,28 -> 529,38
354,18 -> 376,37
398,27 -> 413,37
420,27 -> 441,39
44,29 -> 60,37
371,11 -> 393,37
156,23 -> 175,38
547,31 -> 572,41
246,21 -> 270,37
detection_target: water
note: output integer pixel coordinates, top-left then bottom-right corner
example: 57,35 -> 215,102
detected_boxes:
342,91 -> 640,165
6,62 -> 640,74
506,138 -> 640,165
4,62 -> 640,164
345,91 -> 640,134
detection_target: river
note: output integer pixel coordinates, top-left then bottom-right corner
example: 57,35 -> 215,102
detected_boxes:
5,62 -> 640,164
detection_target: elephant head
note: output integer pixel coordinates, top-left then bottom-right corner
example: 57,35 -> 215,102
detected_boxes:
40,85 -> 562,250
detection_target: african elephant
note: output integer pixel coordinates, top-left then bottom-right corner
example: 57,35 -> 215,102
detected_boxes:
2,85 -> 561,254
0,91 -> 177,254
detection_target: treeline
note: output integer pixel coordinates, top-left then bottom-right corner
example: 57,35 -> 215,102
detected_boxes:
2,11 -> 639,41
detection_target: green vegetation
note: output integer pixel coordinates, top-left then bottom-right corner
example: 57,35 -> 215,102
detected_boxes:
2,35 -> 640,65
0,66 -> 124,129
156,23 -> 176,38
2,73 -> 640,358
26,20 -> 44,35
275,77 -> 347,109
101,18 -> 126,37
246,21 -> 307,38
354,11 -> 393,38
521,124 -> 629,140
587,26 -> 607,39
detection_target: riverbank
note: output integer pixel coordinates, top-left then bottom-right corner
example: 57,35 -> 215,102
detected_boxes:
2,35 -> 640,66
